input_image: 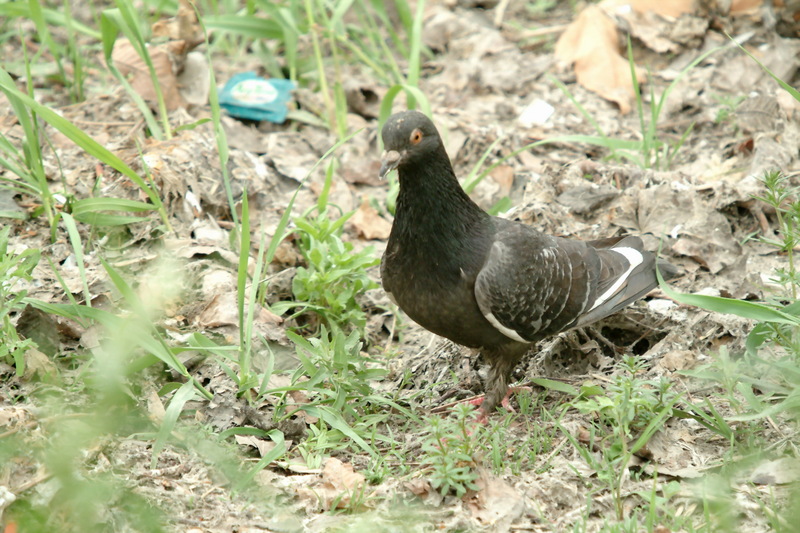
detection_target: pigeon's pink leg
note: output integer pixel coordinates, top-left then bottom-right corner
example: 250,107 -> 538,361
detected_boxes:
467,385 -> 533,423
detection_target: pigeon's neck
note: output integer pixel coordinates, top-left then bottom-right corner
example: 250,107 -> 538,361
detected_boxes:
392,147 -> 490,256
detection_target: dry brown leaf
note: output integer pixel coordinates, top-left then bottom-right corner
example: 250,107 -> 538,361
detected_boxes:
554,5 -> 645,113
235,435 -> 280,458
626,0 -> 696,17
612,1 -> 708,54
614,184 -> 742,274
21,348 -> 58,380
297,458 -> 367,510
466,468 -> 525,529
143,384 -> 166,424
256,306 -> 284,327
404,478 -> 432,497
195,292 -> 239,328
151,0 -> 203,44
731,0 -> 764,14
489,165 -> 514,196
16,305 -> 61,357
349,199 -> 392,240
656,350 -> 698,371
323,457 -> 365,492
111,39 -> 186,110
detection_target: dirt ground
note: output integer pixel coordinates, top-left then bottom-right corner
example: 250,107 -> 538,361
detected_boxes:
2,1 -> 800,532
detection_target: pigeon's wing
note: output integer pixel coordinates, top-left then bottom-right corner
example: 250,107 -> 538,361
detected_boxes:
475,227 -> 663,342
474,223 -> 600,343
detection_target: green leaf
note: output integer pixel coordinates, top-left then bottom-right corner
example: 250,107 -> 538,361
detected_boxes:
151,381 -> 198,467
204,15 -> 284,39
658,267 -> 800,325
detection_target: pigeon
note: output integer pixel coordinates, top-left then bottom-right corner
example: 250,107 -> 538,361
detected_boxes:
379,110 -> 677,418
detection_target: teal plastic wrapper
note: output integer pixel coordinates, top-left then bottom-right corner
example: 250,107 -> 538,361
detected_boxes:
219,71 -> 295,123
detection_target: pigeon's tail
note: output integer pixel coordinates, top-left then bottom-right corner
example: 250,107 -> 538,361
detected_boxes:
573,236 -> 678,329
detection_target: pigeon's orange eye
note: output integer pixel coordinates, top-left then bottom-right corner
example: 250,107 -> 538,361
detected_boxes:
409,129 -> 423,145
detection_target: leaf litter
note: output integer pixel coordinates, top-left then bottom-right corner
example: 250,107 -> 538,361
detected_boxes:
1,0 -> 800,531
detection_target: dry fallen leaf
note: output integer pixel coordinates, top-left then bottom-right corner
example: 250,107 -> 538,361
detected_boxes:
626,0 -> 696,17
618,4 -> 708,54
111,39 -> 186,110
656,350 -> 698,372
554,5 -> 645,113
323,457 -> 366,492
195,292 -> 239,328
731,0 -> 765,14
489,164 -> 515,196
614,184 -> 743,274
296,457 -> 367,510
404,478 -> 433,497
143,384 -> 166,425
21,348 -> 57,380
349,199 -> 392,240
466,468 -> 526,529
151,0 -> 203,45
235,435 -> 281,458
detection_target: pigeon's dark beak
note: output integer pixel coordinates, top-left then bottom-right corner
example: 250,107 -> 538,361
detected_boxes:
379,150 -> 402,179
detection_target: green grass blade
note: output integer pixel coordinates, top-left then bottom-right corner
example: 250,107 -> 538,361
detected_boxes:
530,377 -> 579,396
0,67 -> 169,227
113,1 -> 171,138
60,213 -> 92,307
462,136 -> 503,194
378,84 -> 431,129
728,33 -> 800,102
236,429 -> 287,489
203,15 -> 284,39
71,197 -> 157,226
406,0 -> 425,89
99,9 -> 164,140
196,10 -> 237,233
0,3 -> 101,39
550,74 -> 606,138
657,266 -> 800,325
151,381 -> 198,467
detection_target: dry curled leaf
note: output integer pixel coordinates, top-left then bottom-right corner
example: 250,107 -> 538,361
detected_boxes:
349,199 -> 392,240
297,458 -> 367,510
554,5 -> 645,113
111,39 -> 186,110
466,469 -> 525,529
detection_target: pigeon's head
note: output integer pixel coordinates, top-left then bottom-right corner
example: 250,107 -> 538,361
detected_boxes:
379,110 -> 442,178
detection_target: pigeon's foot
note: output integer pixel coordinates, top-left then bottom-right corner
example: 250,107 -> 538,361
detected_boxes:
469,385 -> 533,423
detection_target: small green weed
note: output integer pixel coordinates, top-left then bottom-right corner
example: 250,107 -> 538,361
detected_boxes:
277,326 -> 402,461
420,404 -> 482,497
208,0 -> 430,136
570,356 -> 679,519
273,206 -> 379,335
713,93 -> 746,125
754,170 -> 800,300
573,356 -> 677,441
0,226 -> 40,375
671,170 -> 800,444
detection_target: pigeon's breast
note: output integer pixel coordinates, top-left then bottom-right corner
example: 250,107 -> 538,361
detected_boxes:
381,246 -> 511,349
